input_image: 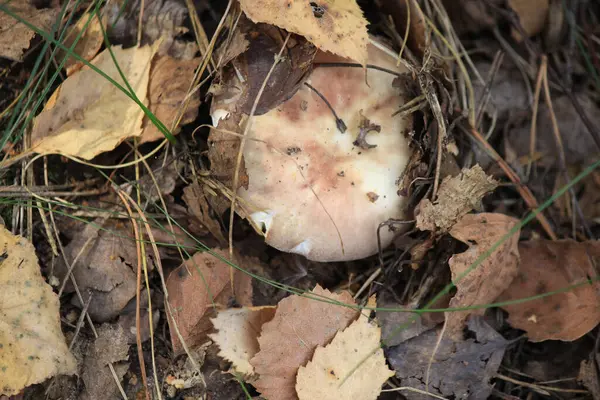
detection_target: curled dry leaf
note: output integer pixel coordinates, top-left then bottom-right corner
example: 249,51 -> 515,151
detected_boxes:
32,44 -> 156,159
508,0 -> 549,41
416,165 -> 498,233
239,0 -> 368,65
446,213 -> 520,340
166,249 -> 253,353
59,13 -> 105,76
387,317 -> 509,400
296,313 -> 393,400
139,55 -> 201,143
0,225 -> 76,395
209,306 -> 276,376
497,239 -> 600,342
0,2 -> 59,61
183,183 -> 228,245
250,285 -> 359,400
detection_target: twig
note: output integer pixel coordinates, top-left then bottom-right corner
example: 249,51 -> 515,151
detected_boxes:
495,374 -> 589,395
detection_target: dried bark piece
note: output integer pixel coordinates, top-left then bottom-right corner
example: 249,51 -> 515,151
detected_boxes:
446,213 -> 520,339
498,239 -> 600,342
250,285 -> 359,400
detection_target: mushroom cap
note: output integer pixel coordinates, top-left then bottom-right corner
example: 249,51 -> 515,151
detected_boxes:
215,44 -> 413,261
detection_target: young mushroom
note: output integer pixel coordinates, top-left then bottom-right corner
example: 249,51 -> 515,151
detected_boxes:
210,42 -> 414,262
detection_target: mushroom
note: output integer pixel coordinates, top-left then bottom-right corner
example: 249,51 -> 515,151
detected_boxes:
211,43 -> 413,262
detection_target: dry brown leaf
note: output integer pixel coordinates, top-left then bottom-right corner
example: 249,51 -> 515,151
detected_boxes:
166,249 -> 253,353
508,0 -> 549,41
209,306 -> 276,376
59,13 -> 105,76
239,0 -> 368,65
250,285 -> 359,400
416,165 -> 498,232
139,55 -> 200,143
446,213 -> 520,339
0,225 -> 76,395
296,313 -> 393,400
579,359 -> 600,400
31,44 -> 156,160
497,239 -> 600,342
0,2 -> 59,61
379,0 -> 427,57
183,183 -> 227,246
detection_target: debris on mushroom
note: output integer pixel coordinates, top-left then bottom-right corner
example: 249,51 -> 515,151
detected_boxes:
209,29 -> 414,261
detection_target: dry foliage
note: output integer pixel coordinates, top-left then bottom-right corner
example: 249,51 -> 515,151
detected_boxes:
31,44 -> 156,159
416,165 -> 498,232
0,2 -> 58,61
166,249 -> 253,353
209,306 -> 276,376
498,239 -> 600,342
250,285 -> 359,400
296,313 -> 393,400
238,0 -> 369,65
59,13 -> 105,76
446,213 -> 520,339
508,0 -> 549,40
0,225 -> 76,395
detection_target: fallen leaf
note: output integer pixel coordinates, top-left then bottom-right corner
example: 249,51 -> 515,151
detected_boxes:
578,359 -> 600,400
446,213 -> 520,339
296,312 -> 393,400
166,249 -> 253,353
442,0 -> 501,35
105,0 -> 197,59
139,55 -> 200,143
416,165 -> 498,232
508,0 -> 549,41
239,0 -> 369,65
387,316 -> 509,400
31,43 -> 156,159
473,61 -> 529,120
81,324 -> 130,400
59,12 -> 105,76
250,285 -> 359,400
0,2 -> 59,61
209,306 -> 276,376
379,0 -> 427,57
497,239 -> 600,342
508,95 -> 600,166
0,225 -> 76,395
183,182 -> 228,246
55,219 -> 151,322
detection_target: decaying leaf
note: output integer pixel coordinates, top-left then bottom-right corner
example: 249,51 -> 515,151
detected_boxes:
239,0 -> 369,65
0,2 -> 59,62
250,285 -> 359,400
416,165 -> 498,232
139,55 -> 200,143
296,313 -> 393,400
579,359 -> 600,400
59,13 -> 105,76
497,239 -> 600,342
166,249 -> 253,353
508,0 -> 549,41
55,219 -> 151,322
209,306 -> 276,376
387,316 -> 509,400
0,225 -> 76,395
31,44 -> 156,159
183,182 -> 227,246
378,0 -> 427,57
81,324 -> 130,400
446,213 -> 520,339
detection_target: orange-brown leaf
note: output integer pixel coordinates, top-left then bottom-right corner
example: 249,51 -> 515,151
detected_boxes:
497,239 -> 600,342
166,249 -> 253,353
446,213 -> 520,339
250,285 -> 359,400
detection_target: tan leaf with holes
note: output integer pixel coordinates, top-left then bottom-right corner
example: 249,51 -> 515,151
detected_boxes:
416,165 -> 498,233
238,0 -> 368,65
166,249 -> 253,353
296,312 -> 393,400
0,225 -> 76,395
209,306 -> 276,376
446,213 -> 520,339
497,239 -> 600,342
250,285 -> 359,400
31,44 -> 156,160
